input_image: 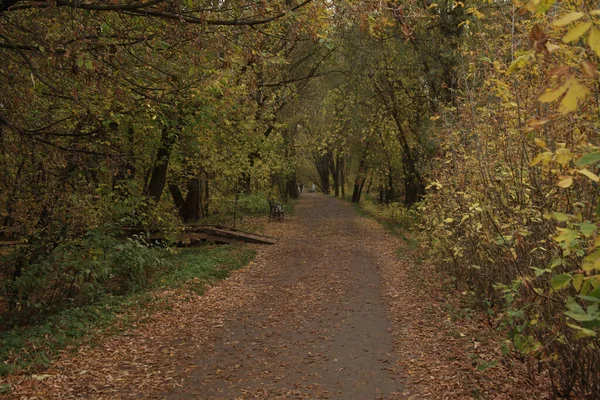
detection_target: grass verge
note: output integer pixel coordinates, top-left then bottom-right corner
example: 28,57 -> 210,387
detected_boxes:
0,245 -> 255,378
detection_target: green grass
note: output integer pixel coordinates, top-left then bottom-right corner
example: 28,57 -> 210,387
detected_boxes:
0,245 -> 255,377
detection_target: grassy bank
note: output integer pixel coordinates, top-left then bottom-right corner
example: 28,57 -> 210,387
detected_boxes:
0,245 -> 255,378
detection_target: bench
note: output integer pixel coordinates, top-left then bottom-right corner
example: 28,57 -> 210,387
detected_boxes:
268,200 -> 284,222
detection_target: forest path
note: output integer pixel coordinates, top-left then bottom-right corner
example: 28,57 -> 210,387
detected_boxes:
164,193 -> 403,399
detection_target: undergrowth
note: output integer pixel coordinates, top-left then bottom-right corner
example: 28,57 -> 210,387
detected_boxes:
0,245 -> 255,377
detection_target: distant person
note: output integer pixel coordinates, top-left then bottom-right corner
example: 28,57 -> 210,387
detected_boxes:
299,182 -> 304,193
310,183 -> 315,192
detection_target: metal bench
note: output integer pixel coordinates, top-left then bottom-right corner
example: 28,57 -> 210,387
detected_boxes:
268,200 -> 284,222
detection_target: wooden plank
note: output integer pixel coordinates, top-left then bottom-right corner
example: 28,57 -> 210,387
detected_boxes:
183,226 -> 278,245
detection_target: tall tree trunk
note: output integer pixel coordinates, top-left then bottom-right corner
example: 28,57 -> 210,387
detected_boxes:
386,167 -> 395,203
147,127 -> 178,203
314,153 -> 330,195
183,177 -> 201,222
328,152 -> 340,197
340,156 -> 345,198
352,151 -> 368,203
170,177 -> 202,222
112,125 -> 136,196
169,184 -> 186,219
202,176 -> 209,216
286,173 -> 299,200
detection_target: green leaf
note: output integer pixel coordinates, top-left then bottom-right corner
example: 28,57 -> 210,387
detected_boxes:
566,322 -> 597,337
576,151 -> 600,166
551,273 -> 572,290
579,222 -> 597,237
565,310 -> 596,322
583,250 -> 600,272
552,212 -> 574,222
573,274 -> 584,292
579,295 -> 600,302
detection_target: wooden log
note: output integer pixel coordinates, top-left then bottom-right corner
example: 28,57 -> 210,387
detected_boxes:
184,226 -> 278,245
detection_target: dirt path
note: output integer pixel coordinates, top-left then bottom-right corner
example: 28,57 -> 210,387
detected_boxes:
165,193 -> 402,399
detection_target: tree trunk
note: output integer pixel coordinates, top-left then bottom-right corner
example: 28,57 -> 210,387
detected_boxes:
286,173 -> 299,200
386,168 -> 395,204
147,127 -> 178,203
340,156 -> 345,198
401,152 -> 425,206
183,177 -> 201,222
328,152 -> 340,197
202,177 -> 209,216
313,152 -> 330,195
352,154 -> 367,203
112,126 -> 136,196
169,184 -> 186,219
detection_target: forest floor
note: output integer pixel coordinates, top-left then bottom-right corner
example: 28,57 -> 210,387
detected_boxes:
2,194 -> 552,399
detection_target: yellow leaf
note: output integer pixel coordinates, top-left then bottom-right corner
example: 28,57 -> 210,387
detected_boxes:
556,148 -> 574,166
588,27 -> 600,58
546,43 -> 561,52
559,79 -> 591,114
553,12 -> 585,27
534,138 -> 549,149
506,53 -> 532,75
557,176 -> 574,188
539,81 -> 569,103
591,10 -> 600,16
530,151 -> 553,166
528,119 -> 550,129
577,168 -> 600,182
581,60 -> 599,78
563,22 -> 592,43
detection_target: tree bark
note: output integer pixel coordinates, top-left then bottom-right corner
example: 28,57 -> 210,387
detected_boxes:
386,167 -> 395,204
183,177 -> 201,222
169,184 -> 186,219
340,156 -> 345,198
314,153 -> 330,195
352,152 -> 367,203
328,152 -> 340,197
147,127 -> 178,203
286,173 -> 299,199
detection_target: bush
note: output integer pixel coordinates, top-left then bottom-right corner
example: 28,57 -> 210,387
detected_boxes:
230,194 -> 270,216
1,230 -> 170,328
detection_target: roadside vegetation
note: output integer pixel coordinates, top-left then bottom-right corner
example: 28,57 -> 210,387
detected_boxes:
0,244 -> 255,377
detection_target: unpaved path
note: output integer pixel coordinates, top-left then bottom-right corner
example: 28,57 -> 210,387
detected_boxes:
165,193 -> 402,399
